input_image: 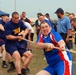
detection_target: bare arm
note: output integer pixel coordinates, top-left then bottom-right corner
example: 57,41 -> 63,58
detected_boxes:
67,29 -> 72,38
0,24 -> 5,31
66,29 -> 72,42
36,42 -> 55,50
36,42 -> 48,49
6,35 -> 22,40
23,28 -> 28,38
18,28 -> 28,39
28,29 -> 32,40
6,29 -> 28,40
58,40 -> 66,50
28,29 -> 32,36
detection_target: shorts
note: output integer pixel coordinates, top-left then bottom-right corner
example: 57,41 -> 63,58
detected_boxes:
44,60 -> 73,75
5,41 -> 27,57
0,38 -> 6,46
19,40 -> 27,48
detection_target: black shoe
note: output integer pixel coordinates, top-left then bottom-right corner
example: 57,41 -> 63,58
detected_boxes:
21,67 -> 30,75
7,65 -> 15,72
25,67 -> 30,73
21,68 -> 26,75
18,74 -> 23,75
27,49 -> 32,52
2,61 -> 8,68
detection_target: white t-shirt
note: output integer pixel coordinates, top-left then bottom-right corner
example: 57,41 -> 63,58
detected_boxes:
24,22 -> 34,33
38,20 -> 41,25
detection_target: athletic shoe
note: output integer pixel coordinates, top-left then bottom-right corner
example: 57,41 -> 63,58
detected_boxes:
18,74 -> 23,75
7,64 -> 15,72
21,68 -> 26,75
27,49 -> 32,52
2,61 -> 8,68
25,67 -> 30,73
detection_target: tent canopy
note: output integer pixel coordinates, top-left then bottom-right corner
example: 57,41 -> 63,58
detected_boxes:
0,10 -> 9,17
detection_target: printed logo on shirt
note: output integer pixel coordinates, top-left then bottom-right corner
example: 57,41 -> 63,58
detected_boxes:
13,27 -> 20,34
45,47 -> 52,52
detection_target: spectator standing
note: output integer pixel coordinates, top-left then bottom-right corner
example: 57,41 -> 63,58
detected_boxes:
21,12 -> 32,25
68,13 -> 75,49
55,8 -> 72,49
71,18 -> 76,48
35,13 -> 42,37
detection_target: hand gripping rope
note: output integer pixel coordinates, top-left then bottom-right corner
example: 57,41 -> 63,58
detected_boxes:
23,38 -> 76,53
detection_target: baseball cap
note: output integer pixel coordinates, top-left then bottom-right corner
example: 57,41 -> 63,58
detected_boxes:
55,8 -> 64,13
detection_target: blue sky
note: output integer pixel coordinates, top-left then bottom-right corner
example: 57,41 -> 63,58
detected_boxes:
0,0 -> 76,19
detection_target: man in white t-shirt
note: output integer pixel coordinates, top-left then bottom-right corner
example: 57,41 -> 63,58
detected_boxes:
21,19 -> 34,51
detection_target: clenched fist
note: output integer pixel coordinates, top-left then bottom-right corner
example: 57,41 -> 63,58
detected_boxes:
45,43 -> 55,52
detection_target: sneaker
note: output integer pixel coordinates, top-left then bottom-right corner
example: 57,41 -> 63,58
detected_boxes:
27,49 -> 32,52
25,67 -> 30,73
2,61 -> 8,68
21,68 -> 26,75
7,65 -> 15,72
18,74 -> 23,75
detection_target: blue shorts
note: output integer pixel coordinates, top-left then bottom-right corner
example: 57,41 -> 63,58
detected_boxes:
18,40 -> 27,48
0,38 -> 6,46
44,60 -> 73,75
5,40 -> 27,57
